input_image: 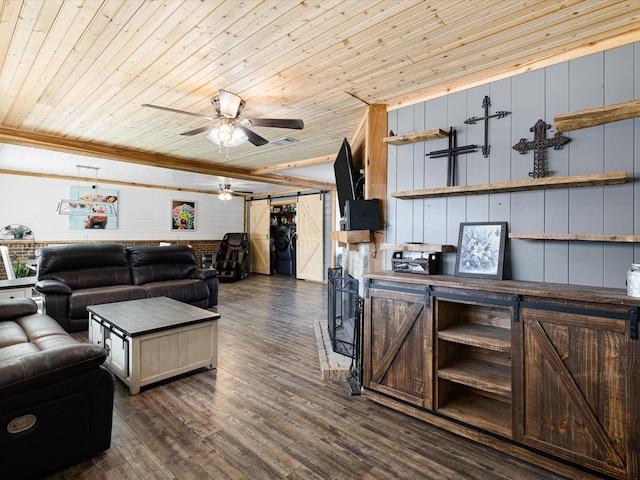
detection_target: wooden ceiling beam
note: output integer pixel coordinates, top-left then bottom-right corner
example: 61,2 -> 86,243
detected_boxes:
0,126 -> 335,191
249,155 -> 334,175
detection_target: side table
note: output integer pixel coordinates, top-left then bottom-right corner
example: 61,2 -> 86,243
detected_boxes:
0,276 -> 37,300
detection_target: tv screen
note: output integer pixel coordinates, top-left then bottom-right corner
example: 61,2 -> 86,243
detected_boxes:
333,138 -> 358,217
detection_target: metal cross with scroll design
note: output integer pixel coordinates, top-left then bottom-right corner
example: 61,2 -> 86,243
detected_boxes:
464,95 -> 510,157
427,127 -> 477,186
512,119 -> 570,178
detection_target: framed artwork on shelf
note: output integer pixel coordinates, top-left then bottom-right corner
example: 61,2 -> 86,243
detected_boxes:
454,222 -> 507,280
171,200 -> 196,231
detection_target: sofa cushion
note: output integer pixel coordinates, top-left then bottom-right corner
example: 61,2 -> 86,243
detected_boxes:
0,342 -> 40,363
128,245 -> 198,285
37,243 -> 132,289
0,321 -> 28,348
68,285 -> 149,319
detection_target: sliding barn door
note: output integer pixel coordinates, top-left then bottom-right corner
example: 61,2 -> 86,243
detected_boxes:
249,199 -> 270,275
296,194 -> 324,282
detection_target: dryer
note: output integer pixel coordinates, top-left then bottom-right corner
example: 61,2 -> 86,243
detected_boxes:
274,226 -> 296,275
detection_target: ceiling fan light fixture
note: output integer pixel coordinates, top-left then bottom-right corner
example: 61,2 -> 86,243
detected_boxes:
218,191 -> 233,201
217,122 -> 233,142
207,121 -> 248,147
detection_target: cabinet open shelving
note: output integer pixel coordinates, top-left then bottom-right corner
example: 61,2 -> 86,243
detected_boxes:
435,298 -> 513,438
437,388 -> 512,438
437,323 -> 511,352
438,359 -> 511,397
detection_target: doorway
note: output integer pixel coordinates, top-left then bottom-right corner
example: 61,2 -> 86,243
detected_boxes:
270,202 -> 297,276
248,194 -> 326,281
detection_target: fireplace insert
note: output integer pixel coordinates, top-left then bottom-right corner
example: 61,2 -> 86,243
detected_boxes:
327,267 -> 362,394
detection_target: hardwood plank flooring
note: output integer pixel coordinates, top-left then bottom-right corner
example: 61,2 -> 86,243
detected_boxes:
46,275 -> 572,479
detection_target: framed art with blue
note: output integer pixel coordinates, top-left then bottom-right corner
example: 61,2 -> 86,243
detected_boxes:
454,222 -> 507,280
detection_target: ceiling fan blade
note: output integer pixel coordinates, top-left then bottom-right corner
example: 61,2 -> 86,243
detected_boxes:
142,104 -> 214,120
243,118 -> 304,129
180,124 -> 215,136
237,125 -> 269,146
218,90 -> 244,118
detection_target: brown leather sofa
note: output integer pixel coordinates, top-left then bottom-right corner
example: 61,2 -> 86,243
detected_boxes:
0,298 -> 115,479
35,243 -> 219,332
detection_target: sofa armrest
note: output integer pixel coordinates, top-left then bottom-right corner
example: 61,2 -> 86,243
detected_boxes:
0,298 -> 38,320
191,269 -> 219,306
0,343 -> 107,396
34,279 -> 72,295
192,268 -> 219,280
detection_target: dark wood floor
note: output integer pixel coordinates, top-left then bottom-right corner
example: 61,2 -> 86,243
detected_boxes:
46,274 -> 573,480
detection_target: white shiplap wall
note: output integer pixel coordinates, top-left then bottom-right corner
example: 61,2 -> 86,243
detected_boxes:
0,174 -> 244,241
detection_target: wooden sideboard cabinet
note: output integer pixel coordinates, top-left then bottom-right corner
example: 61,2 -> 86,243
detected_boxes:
363,272 -> 640,480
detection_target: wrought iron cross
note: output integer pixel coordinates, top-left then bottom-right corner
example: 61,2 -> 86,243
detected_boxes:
512,119 -> 570,178
427,127 -> 477,186
464,95 -> 510,157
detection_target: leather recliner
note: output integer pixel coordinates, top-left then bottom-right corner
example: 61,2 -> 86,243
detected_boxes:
214,233 -> 249,281
0,298 -> 115,479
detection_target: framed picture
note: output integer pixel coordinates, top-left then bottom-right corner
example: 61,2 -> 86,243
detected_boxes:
68,186 -> 118,230
171,200 -> 196,231
455,222 -> 507,279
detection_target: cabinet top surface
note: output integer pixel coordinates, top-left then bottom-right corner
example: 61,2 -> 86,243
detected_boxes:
0,276 -> 37,290
364,271 -> 639,306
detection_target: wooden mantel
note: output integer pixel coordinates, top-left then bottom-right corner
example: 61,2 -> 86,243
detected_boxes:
331,230 -> 371,245
554,98 -> 640,133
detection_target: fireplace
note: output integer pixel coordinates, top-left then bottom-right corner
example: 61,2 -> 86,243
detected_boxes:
327,267 -> 362,394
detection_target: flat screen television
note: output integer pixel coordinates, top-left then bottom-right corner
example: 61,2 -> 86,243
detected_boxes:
333,138 -> 359,217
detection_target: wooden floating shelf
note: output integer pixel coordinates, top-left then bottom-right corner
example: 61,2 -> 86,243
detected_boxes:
382,243 -> 455,252
510,233 -> 640,243
383,128 -> 448,145
554,98 -> 640,133
331,230 -> 371,244
392,171 -> 626,199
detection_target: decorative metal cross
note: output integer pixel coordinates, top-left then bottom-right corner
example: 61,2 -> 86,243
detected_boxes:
427,127 -> 477,186
464,95 -> 510,157
512,119 -> 570,178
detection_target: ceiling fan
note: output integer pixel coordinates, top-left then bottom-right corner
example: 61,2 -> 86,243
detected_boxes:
217,183 -> 252,201
143,90 -> 304,148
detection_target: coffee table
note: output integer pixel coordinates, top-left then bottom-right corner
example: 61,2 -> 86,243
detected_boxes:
87,297 -> 219,395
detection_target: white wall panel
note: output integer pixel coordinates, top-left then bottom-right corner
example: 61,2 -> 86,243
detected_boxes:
0,175 -> 244,241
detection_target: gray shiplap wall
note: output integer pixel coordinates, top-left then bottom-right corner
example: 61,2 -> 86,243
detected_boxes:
386,42 -> 639,289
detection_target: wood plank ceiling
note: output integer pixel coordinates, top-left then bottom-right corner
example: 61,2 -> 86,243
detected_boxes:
0,0 -> 639,192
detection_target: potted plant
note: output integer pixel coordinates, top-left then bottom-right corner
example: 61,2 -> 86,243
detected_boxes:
13,260 -> 32,278
3,224 -> 32,239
